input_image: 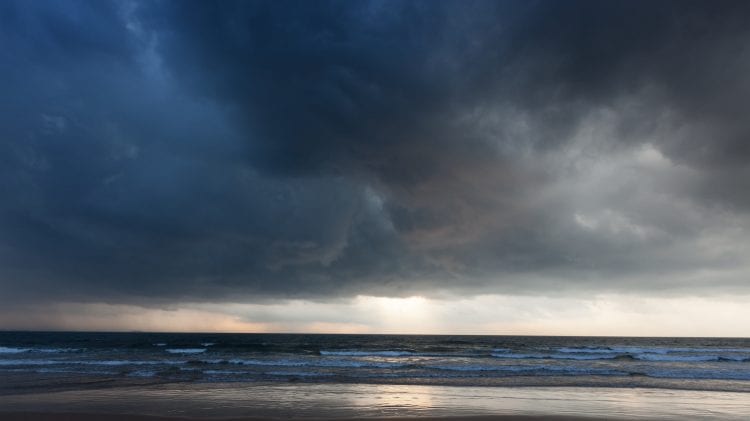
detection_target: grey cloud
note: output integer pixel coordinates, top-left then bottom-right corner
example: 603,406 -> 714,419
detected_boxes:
1,0 -> 749,308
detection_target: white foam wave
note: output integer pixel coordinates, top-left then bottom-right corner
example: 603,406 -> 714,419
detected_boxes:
556,347 -> 614,354
491,352 -> 622,361
428,364 -> 502,372
195,358 -> 224,364
317,360 -> 403,368
91,360 -> 184,366
201,342 -> 216,347
494,351 -> 750,362
0,359 -> 59,366
202,369 -> 247,375
633,354 -> 748,362
224,358 -> 403,369
166,348 -> 206,354
555,346 -> 671,355
36,368 -> 117,375
719,356 -> 750,362
0,359 -> 185,366
265,371 -> 333,377
0,346 -> 82,354
557,346 -> 750,355
229,358 -> 307,367
36,348 -> 81,353
319,350 -> 413,357
0,347 -> 29,354
127,370 -> 157,377
491,353 -> 546,359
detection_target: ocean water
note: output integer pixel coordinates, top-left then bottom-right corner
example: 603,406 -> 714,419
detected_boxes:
1,332 -> 750,394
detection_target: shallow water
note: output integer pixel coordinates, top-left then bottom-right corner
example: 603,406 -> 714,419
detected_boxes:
0,382 -> 749,419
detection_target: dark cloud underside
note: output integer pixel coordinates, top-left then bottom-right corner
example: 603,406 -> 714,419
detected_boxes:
1,0 -> 749,306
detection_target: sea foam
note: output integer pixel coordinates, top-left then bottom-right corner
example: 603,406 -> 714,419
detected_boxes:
166,348 -> 207,354
0,347 -> 29,354
319,350 -> 413,357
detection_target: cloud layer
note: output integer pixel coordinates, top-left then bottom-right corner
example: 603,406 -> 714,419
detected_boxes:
1,0 -> 749,307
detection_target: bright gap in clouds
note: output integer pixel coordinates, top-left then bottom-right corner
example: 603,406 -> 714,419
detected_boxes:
4,295 -> 750,337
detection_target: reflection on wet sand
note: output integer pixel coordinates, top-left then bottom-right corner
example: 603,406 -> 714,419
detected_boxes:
0,383 -> 748,419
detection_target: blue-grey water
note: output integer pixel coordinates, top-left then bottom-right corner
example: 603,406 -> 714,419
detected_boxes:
2,333 -> 750,419
1,332 -> 750,393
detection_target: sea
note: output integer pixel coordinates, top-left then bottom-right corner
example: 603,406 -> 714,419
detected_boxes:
1,332 -> 750,418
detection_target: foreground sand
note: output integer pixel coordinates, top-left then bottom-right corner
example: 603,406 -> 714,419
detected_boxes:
0,414 -> 613,421
3,382 -> 744,420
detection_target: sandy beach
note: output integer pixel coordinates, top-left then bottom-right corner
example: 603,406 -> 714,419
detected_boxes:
1,382 -> 748,420
0,414 -> 614,421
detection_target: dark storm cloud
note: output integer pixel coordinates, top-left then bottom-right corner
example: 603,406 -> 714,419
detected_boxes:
1,0 -> 750,306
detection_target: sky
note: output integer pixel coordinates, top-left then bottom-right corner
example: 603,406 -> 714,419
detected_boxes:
1,0 -> 749,335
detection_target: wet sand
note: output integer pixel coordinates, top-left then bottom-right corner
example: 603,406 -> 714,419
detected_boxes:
1,383 -> 746,420
0,414 -> 612,421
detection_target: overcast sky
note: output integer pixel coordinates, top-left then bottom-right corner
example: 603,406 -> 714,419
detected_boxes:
1,0 -> 749,335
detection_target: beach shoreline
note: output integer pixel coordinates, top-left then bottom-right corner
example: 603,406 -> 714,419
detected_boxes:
2,334 -> 748,419
0,413 -> 614,421
0,383 -> 747,420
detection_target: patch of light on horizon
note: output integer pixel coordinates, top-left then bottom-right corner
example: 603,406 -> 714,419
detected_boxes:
7,293 -> 750,337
